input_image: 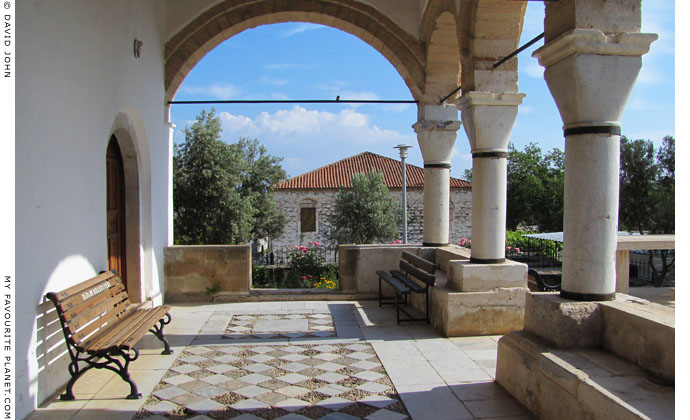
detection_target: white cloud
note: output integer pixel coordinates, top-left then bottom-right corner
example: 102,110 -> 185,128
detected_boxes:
518,105 -> 533,114
282,157 -> 305,174
637,64 -> 663,85
629,96 -> 648,111
218,106 -> 414,146
522,59 -> 544,79
261,77 -> 288,86
181,83 -> 240,99
266,64 -> 295,70
318,83 -> 382,107
381,103 -> 414,113
282,23 -> 325,38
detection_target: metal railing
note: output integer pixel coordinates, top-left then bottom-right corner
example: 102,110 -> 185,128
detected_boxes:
630,250 -> 675,284
505,238 -> 562,271
253,247 -> 338,267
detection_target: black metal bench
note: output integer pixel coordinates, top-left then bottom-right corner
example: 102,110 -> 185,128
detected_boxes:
45,270 -> 173,401
527,268 -> 561,292
377,251 -> 438,324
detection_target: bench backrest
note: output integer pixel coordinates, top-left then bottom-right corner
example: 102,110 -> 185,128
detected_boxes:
45,270 -> 132,348
400,251 -> 437,287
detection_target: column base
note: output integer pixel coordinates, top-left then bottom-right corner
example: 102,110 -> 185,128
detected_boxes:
496,292 -> 675,419
447,260 -> 527,292
426,286 -> 528,337
496,330 -> 674,420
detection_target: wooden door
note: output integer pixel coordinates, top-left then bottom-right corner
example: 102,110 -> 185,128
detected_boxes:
106,136 -> 127,286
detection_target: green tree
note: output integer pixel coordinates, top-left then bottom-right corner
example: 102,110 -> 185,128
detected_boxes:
619,135 -> 675,285
326,171 -> 401,245
506,143 -> 565,232
173,109 -> 287,244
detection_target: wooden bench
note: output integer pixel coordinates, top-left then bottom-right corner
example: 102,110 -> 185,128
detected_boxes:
45,270 -> 173,401
377,251 -> 438,324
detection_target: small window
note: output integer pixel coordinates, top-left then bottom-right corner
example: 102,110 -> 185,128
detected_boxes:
301,208 -> 316,232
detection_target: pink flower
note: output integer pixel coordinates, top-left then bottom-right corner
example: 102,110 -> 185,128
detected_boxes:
314,241 -> 321,246
301,276 -> 306,280
507,246 -> 512,250
308,275 -> 313,278
308,241 -> 314,245
468,240 -> 471,244
515,247 -> 521,253
459,238 -> 467,246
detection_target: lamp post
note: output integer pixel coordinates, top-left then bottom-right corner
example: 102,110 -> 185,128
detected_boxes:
394,144 -> 412,244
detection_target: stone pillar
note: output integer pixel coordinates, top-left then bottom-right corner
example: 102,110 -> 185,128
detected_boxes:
458,92 -> 525,263
413,105 -> 461,246
533,27 -> 656,300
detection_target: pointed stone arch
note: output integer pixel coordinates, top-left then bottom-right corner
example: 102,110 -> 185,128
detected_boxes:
109,109 -> 153,304
422,10 -> 461,103
164,0 -> 426,101
460,0 -> 528,93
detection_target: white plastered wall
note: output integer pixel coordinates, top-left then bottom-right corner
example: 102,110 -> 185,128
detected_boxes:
16,1 -> 170,417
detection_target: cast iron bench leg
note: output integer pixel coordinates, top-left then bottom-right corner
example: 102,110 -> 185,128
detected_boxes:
149,313 -> 174,355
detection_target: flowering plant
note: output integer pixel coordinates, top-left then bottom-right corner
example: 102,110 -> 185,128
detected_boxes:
457,237 -> 471,248
281,242 -> 338,289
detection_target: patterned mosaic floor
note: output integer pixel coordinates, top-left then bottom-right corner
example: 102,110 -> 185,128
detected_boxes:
138,343 -> 410,420
222,313 -> 336,340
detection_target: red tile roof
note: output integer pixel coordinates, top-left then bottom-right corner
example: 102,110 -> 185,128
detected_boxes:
277,151 -> 472,190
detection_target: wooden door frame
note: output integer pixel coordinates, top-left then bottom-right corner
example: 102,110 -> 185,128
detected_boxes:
106,126 -> 144,303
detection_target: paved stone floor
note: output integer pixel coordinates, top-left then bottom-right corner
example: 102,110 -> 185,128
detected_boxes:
28,301 -> 534,420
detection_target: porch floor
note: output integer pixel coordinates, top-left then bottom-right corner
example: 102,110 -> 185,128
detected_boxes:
27,300 -> 534,420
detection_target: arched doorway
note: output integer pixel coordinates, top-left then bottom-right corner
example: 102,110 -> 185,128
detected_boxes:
106,135 -> 127,286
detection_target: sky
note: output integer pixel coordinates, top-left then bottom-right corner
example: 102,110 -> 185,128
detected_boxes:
169,1 -> 676,181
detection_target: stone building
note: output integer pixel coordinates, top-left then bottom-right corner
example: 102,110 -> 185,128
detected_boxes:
271,151 -> 472,250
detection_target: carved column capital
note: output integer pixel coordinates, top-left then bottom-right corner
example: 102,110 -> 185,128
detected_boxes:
457,91 -> 525,153
533,29 -> 657,68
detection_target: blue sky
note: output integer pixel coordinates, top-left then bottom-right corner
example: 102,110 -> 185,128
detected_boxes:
170,0 -> 675,180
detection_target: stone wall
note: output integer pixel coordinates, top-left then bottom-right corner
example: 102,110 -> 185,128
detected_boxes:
165,245 -> 251,301
272,188 -> 471,249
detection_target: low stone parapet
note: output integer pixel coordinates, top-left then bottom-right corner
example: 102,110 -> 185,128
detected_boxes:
164,245 -> 251,301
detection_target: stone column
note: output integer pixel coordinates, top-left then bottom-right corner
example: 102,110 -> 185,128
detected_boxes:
533,29 -> 656,300
413,105 -> 461,246
458,92 -> 525,263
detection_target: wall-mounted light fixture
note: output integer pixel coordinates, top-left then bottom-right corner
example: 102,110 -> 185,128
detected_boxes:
133,39 -> 143,59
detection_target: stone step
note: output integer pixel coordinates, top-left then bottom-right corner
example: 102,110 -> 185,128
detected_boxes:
496,331 -> 674,420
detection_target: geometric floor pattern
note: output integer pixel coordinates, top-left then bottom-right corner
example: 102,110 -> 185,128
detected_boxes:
223,313 -> 336,340
138,343 -> 410,419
